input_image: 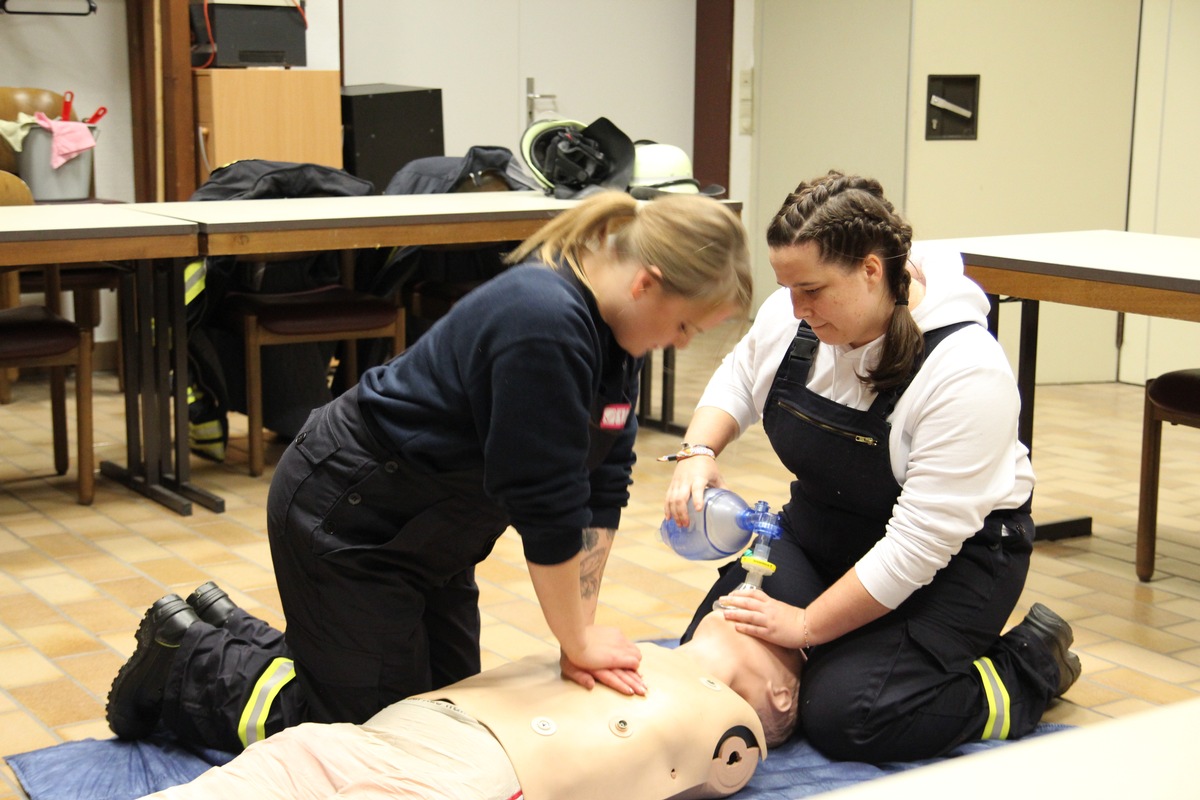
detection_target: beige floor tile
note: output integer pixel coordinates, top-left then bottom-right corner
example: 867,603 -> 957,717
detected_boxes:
22,533 -> 97,560
1090,696 -> 1162,719
93,536 -> 174,564
187,521 -> 263,548
0,550 -> 64,579
1075,613 -> 1196,654
0,710 -> 58,757
21,573 -> 102,606
0,648 -> 63,688
15,623 -> 105,660
56,718 -> 118,743
56,552 -> 138,584
1085,666 -> 1200,704
55,650 -> 126,698
8,678 -> 105,728
56,597 -> 141,636
0,516 -> 68,540
96,575 -> 173,608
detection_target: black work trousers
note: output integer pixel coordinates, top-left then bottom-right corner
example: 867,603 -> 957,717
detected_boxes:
266,388 -> 508,725
684,516 -> 1058,763
163,389 -> 509,753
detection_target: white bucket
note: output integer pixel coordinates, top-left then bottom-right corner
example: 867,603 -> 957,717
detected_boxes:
17,125 -> 99,202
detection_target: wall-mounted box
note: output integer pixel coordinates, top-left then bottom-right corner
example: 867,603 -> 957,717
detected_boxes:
926,75 -> 979,140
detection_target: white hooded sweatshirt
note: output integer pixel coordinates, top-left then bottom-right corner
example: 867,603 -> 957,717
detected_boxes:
696,241 -> 1036,609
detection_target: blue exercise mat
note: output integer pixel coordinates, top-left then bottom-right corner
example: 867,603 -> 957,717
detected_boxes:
739,723 -> 1069,798
5,724 -> 1068,800
6,731 -> 235,800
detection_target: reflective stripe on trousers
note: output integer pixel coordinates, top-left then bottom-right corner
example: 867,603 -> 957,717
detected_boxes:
184,258 -> 206,305
238,657 -> 297,747
973,655 -> 1012,740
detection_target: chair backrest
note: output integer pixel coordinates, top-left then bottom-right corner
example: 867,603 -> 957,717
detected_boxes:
0,86 -> 74,175
0,170 -> 34,206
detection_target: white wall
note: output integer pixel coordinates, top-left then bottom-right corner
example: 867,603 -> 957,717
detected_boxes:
904,0 -> 1140,385
1,0 -> 136,203
340,0 -> 696,163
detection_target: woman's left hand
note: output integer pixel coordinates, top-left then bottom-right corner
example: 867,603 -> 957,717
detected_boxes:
559,625 -> 647,696
560,653 -> 647,696
717,589 -> 807,650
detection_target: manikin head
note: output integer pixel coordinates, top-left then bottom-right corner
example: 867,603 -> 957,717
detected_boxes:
679,610 -> 803,747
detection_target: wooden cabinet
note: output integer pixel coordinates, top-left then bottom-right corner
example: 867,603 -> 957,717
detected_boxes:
193,69 -> 342,183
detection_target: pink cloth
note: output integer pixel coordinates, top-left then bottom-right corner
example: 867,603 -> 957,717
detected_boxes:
33,111 -> 96,169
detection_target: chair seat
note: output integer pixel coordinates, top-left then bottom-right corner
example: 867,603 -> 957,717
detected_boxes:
19,265 -> 123,294
0,306 -> 80,360
1147,369 -> 1200,416
230,286 -> 399,335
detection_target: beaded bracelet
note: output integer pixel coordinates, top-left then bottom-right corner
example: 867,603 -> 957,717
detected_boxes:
657,442 -> 717,462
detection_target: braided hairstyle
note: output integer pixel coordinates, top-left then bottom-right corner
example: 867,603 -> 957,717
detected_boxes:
766,171 -> 921,392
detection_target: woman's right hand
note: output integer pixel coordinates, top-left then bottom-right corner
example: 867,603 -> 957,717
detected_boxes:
664,456 -> 725,526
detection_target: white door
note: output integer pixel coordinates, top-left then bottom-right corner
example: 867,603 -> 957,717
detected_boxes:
751,0 -> 911,311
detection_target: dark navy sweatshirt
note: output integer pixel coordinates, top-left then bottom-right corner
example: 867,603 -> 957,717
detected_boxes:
357,263 -> 640,565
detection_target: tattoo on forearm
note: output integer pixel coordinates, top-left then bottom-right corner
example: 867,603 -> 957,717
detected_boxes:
579,527 -> 615,600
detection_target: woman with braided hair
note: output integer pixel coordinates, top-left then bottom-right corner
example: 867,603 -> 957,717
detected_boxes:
664,171 -> 1079,762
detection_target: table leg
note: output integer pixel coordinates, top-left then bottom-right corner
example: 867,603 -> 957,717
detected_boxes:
160,258 -> 224,512
99,258 -> 219,514
636,347 -> 687,436
639,352 -> 653,424
985,293 -> 1091,541
153,267 -> 173,478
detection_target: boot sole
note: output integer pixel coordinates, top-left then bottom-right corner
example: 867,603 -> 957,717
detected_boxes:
1027,602 -> 1081,696
105,600 -> 188,739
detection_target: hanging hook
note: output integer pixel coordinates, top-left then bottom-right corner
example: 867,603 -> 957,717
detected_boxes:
0,0 -> 97,16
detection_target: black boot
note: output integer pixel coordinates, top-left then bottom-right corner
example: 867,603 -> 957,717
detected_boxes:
186,581 -> 238,627
106,595 -> 200,739
1010,602 -> 1082,697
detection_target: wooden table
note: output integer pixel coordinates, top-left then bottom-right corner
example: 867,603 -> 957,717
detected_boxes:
0,204 -> 222,514
135,191 -> 726,437
929,229 -> 1200,540
135,192 -> 580,256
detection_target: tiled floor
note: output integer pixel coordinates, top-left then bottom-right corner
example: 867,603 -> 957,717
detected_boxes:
1,332 -> 1199,798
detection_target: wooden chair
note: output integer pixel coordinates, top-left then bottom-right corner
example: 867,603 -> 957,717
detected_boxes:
0,171 -> 95,503
0,86 -> 121,402
229,251 -> 406,476
1137,369 -> 1200,581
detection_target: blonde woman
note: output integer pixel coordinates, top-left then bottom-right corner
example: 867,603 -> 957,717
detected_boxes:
108,191 -> 753,754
